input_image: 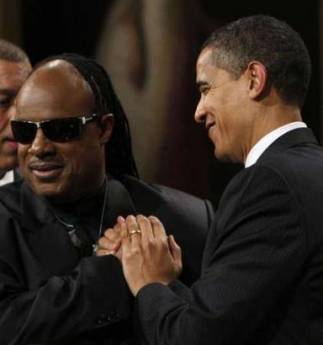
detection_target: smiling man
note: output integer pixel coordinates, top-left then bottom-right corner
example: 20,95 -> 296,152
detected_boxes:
105,15 -> 323,345
0,39 -> 31,185
0,54 -> 213,345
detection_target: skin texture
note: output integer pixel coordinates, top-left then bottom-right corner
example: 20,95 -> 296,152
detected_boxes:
194,48 -> 256,163
97,47 -> 303,295
97,215 -> 182,296
0,60 -> 31,175
15,60 -> 113,203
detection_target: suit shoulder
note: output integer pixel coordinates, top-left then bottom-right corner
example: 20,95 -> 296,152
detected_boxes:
257,142 -> 323,173
0,179 -> 23,213
119,175 -> 214,226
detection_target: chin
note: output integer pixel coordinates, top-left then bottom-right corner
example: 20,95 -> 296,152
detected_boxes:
29,180 -> 67,200
214,149 -> 234,163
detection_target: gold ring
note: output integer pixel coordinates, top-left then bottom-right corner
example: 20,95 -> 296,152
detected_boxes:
128,228 -> 141,236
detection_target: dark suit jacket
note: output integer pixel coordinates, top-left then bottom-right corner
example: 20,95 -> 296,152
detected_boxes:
0,176 -> 213,345
135,128 -> 323,345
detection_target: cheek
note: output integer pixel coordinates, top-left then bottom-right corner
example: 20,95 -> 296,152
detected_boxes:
0,114 -> 10,134
61,142 -> 103,178
17,146 -> 28,166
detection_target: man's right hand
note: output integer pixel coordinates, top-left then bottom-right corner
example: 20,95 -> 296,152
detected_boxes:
95,216 -> 125,260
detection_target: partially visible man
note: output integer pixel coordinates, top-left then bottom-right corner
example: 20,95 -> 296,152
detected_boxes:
106,15 -> 323,345
0,39 -> 31,185
0,54 -> 213,345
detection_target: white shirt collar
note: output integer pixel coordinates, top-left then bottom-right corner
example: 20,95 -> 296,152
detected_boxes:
245,122 -> 307,168
0,170 -> 14,187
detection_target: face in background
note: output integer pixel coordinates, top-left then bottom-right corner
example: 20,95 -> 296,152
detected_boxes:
194,48 -> 255,163
0,60 -> 31,174
15,60 -> 113,203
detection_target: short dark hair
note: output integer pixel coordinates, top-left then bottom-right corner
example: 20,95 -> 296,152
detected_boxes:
0,39 -> 30,64
202,15 -> 311,107
35,53 -> 139,179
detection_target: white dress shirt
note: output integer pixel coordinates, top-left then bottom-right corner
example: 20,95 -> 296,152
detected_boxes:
245,122 -> 307,168
0,170 -> 14,187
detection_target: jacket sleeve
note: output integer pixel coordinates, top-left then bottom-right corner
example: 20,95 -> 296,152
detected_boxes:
133,165 -> 306,345
0,216 -> 132,345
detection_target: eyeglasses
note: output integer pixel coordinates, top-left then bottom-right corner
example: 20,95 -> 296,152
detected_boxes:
11,113 -> 100,144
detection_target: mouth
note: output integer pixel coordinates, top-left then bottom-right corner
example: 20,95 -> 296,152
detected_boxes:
28,161 -> 64,180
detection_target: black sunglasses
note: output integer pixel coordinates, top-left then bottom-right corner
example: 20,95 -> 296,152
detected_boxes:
11,113 -> 100,144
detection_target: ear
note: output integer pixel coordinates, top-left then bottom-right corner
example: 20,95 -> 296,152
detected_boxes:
246,61 -> 268,100
99,113 -> 114,144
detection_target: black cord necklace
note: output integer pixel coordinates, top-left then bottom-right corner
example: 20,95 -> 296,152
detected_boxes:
52,178 -> 109,256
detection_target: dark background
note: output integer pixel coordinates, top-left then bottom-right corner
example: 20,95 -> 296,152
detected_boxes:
21,0 -> 321,205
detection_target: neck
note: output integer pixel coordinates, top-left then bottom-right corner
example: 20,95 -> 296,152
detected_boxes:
243,102 -> 302,162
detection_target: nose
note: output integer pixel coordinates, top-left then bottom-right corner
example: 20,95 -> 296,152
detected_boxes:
194,98 -> 207,124
28,129 -> 56,157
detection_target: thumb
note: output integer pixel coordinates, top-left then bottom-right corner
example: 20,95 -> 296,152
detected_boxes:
168,235 -> 182,270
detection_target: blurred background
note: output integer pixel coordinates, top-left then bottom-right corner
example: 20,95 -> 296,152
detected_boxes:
0,0 -> 321,205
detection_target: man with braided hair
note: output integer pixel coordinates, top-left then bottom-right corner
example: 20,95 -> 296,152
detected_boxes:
0,54 -> 213,345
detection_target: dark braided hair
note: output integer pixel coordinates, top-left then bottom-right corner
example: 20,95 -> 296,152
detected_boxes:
35,53 -> 139,178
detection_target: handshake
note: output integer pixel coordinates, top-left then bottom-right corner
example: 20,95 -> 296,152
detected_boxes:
95,215 -> 183,296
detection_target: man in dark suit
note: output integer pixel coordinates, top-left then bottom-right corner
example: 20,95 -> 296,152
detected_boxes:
0,54 -> 213,344
107,15 -> 323,344
0,39 -> 31,185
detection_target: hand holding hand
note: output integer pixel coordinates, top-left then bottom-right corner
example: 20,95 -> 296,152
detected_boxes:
120,215 -> 182,296
95,216 -> 125,261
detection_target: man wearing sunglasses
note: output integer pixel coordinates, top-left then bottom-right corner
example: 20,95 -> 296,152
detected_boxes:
0,39 -> 31,186
0,54 -> 213,345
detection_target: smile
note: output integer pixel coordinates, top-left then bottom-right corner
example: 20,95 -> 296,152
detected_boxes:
29,162 -> 64,180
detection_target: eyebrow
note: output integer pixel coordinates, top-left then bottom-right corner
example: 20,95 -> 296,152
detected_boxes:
196,81 -> 211,92
197,80 -> 209,87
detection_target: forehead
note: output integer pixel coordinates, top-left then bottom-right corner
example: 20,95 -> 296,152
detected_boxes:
196,49 -> 220,82
196,48 -> 233,85
15,60 -> 94,120
0,60 -> 31,93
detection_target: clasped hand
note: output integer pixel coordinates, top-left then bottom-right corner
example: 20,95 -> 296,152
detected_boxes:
96,215 -> 182,296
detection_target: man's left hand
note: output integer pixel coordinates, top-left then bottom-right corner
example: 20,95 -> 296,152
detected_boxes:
120,215 -> 182,296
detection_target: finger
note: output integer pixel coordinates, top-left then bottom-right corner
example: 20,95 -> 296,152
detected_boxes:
109,225 -> 123,252
97,236 -> 118,252
148,216 -> 167,240
117,215 -> 125,224
103,226 -> 121,241
111,223 -> 122,241
126,215 -> 141,247
117,215 -> 128,239
136,214 -> 154,246
121,229 -> 131,261
168,235 -> 182,264
112,222 -> 122,234
95,248 -> 115,256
